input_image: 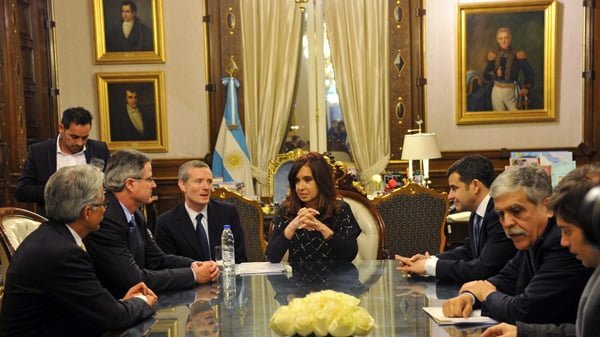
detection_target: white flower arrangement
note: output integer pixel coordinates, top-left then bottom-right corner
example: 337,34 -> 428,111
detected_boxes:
269,290 -> 375,337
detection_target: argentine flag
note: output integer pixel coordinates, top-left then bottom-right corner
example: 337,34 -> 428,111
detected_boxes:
212,76 -> 255,196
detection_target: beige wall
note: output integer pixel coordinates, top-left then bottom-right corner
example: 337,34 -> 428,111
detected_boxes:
426,0 -> 583,151
53,0 -> 583,159
53,0 -> 208,159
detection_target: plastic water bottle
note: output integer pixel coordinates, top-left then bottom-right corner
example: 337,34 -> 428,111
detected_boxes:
221,225 -> 235,274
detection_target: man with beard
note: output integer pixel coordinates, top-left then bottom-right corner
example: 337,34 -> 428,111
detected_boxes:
15,107 -> 110,216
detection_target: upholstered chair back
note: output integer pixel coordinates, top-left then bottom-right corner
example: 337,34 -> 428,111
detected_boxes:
372,183 -> 448,257
212,188 -> 266,262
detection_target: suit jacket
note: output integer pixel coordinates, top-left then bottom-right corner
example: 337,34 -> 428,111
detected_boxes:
109,105 -> 157,142
435,199 -> 517,282
516,264 -> 600,337
155,200 -> 248,263
0,220 -> 154,337
106,18 -> 153,52
482,217 -> 593,324
15,138 -> 110,214
84,191 -> 197,299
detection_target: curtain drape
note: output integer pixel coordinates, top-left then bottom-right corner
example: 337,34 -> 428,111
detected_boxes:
240,0 -> 302,194
324,0 -> 390,190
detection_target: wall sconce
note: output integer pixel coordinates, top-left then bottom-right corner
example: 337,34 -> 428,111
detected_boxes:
401,132 -> 441,186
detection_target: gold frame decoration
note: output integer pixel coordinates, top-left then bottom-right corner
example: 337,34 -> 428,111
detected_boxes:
456,0 -> 556,124
96,72 -> 168,152
92,0 -> 165,64
147,318 -> 178,337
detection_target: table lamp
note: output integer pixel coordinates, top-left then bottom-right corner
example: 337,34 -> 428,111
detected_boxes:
401,132 -> 441,186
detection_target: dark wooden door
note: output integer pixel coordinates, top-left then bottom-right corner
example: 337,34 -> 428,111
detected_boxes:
0,0 -> 57,208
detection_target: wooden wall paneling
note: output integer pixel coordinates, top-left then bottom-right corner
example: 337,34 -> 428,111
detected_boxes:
1,0 -> 28,207
204,0 -> 244,152
388,0 -> 424,162
17,0 -> 56,145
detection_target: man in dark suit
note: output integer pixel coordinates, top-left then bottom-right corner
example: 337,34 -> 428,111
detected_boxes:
155,160 -> 247,263
0,165 -> 156,337
481,163 -> 600,337
109,87 -> 157,142
84,150 -> 219,299
443,167 -> 593,324
396,155 -> 517,282
106,0 -> 153,52
15,107 -> 110,216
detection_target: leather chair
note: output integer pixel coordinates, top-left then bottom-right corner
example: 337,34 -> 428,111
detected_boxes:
372,183 -> 449,258
0,207 -> 47,302
212,188 -> 266,262
334,165 -> 386,262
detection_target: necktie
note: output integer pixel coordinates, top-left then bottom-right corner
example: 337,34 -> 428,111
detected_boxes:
128,217 -> 139,258
196,214 -> 211,260
473,214 -> 483,256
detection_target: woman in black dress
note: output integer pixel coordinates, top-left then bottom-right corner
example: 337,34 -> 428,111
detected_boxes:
266,152 -> 361,262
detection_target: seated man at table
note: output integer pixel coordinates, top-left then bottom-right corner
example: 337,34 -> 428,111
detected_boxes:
396,154 -> 517,282
155,160 -> 247,263
0,165 -> 156,337
481,164 -> 600,337
442,167 -> 592,324
84,150 -> 219,299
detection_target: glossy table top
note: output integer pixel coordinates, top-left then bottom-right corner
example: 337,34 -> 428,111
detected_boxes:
114,260 -> 490,337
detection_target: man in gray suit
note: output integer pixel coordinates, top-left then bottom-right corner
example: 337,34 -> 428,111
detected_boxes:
481,164 -> 600,337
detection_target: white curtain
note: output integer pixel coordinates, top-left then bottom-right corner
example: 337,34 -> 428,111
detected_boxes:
240,0 -> 302,194
324,0 -> 390,190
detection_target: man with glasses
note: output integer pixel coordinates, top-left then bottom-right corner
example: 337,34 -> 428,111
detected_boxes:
1,165 -> 156,336
15,107 -> 110,216
84,150 -> 219,299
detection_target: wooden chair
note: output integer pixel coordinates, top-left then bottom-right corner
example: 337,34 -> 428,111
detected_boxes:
267,148 -> 308,204
372,183 -> 449,258
0,207 -> 47,302
212,188 -> 266,262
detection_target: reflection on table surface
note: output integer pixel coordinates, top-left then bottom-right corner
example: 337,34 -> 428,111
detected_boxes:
113,260 -> 490,337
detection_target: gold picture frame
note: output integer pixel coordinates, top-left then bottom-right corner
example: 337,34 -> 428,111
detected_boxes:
92,0 -> 165,64
148,318 -> 178,337
456,0 -> 556,124
96,72 -> 168,152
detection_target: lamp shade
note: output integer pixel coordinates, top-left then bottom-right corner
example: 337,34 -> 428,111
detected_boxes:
401,133 -> 441,160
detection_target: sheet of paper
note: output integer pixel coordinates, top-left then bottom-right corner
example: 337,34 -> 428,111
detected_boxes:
422,307 -> 497,325
236,262 -> 285,275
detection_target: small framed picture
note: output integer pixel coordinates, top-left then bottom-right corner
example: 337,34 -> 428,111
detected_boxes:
92,0 -> 165,64
96,71 -> 168,152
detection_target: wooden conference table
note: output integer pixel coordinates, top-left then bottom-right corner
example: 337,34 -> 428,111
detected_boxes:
111,260 -> 489,337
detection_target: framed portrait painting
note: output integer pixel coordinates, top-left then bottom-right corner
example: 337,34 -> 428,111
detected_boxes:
96,72 -> 168,152
456,0 -> 556,124
93,0 -> 165,64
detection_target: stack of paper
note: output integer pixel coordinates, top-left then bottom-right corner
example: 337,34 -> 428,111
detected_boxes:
236,262 -> 286,275
422,307 -> 497,325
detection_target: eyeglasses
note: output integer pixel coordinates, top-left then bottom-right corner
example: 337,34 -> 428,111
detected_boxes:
90,201 -> 110,209
132,176 -> 156,183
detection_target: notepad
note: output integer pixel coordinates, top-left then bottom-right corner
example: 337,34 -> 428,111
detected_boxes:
422,307 -> 497,325
236,262 -> 286,275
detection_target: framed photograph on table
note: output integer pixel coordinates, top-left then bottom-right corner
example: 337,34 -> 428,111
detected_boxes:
456,0 -> 556,124
96,72 -> 168,152
92,0 -> 165,64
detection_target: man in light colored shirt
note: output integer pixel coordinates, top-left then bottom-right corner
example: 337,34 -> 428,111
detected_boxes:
15,107 -> 110,216
396,155 -> 516,283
